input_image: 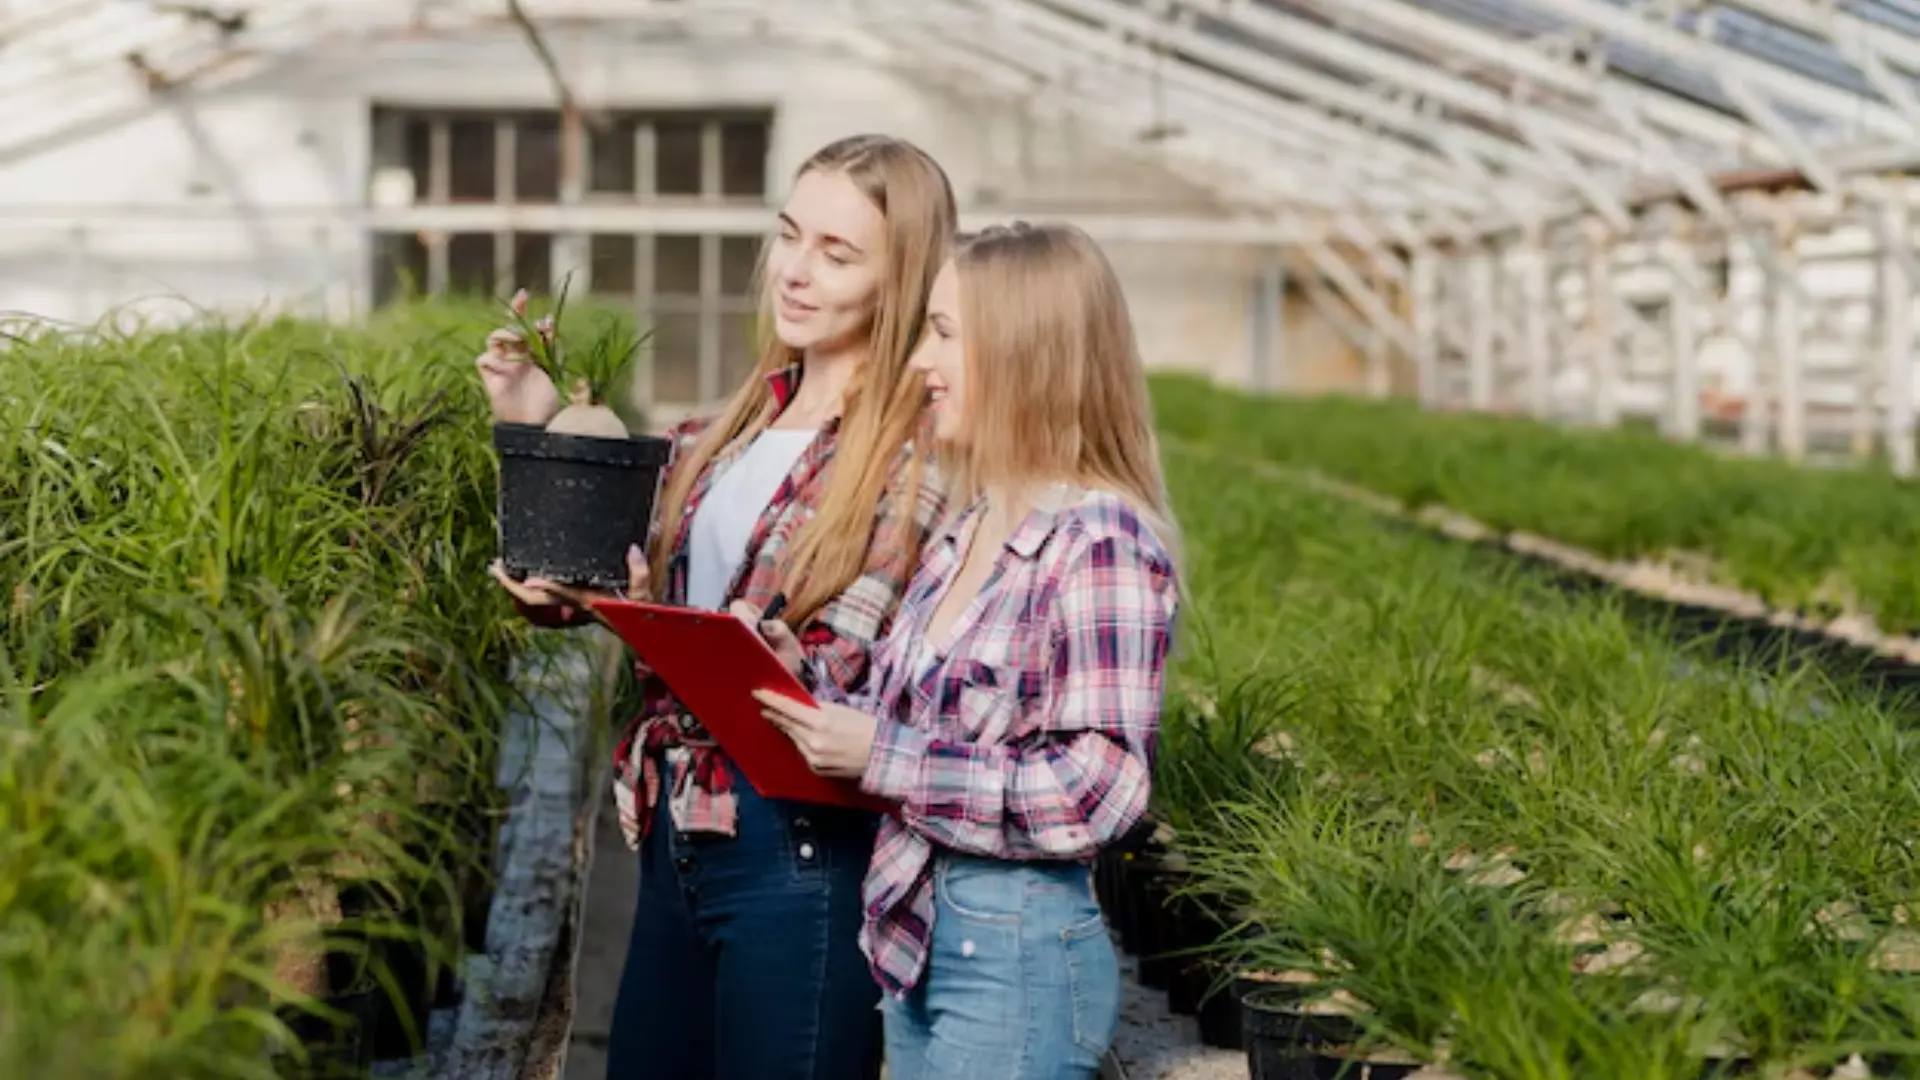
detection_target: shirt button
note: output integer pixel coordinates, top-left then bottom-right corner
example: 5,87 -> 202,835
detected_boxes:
798,842 -> 815,860
960,939 -> 976,958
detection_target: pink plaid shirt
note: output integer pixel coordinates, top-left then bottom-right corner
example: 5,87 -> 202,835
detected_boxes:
814,486 -> 1181,997
524,365 -> 947,846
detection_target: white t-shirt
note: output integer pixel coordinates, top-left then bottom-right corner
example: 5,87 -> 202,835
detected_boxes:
685,429 -> 816,611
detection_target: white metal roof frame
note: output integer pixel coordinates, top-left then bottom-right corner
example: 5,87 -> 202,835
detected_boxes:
2,0 -> 1918,244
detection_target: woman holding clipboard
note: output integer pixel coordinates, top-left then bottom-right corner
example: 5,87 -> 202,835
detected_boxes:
476,134 -> 955,1080
750,222 -> 1182,1080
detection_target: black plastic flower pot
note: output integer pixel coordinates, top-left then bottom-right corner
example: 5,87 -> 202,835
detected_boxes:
1159,889 -> 1229,1012
1242,987 -> 1360,1080
1131,867 -> 1179,989
1113,853 -> 1148,953
323,882 -> 436,1066
1168,956 -> 1215,1016
493,422 -> 673,591
1195,969 -> 1243,1050
1094,850 -> 1122,918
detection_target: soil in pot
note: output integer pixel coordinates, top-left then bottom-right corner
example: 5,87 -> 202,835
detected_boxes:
1243,985 -> 1364,1080
493,421 -> 673,591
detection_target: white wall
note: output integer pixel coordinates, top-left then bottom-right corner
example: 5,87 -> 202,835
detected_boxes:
0,26 -> 1259,387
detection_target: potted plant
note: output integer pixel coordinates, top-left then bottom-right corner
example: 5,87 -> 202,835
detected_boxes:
485,281 -> 674,591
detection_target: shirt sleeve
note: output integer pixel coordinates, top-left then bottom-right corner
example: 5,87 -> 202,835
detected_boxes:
860,531 -> 1178,860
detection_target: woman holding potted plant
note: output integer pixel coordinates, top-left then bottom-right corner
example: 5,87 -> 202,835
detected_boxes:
476,133 -> 956,1080
750,222 -> 1182,1079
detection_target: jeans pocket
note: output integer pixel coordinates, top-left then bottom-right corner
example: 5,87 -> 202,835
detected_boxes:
935,859 -> 1024,924
1062,912 -> 1120,1059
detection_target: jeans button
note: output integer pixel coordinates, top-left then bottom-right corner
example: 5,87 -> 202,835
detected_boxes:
798,842 -> 816,860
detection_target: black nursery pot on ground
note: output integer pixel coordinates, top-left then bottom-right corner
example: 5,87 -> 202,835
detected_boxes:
493,423 -> 673,590
1242,986 -> 1361,1080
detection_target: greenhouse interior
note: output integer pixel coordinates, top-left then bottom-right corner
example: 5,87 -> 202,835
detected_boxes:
5,1 -> 1920,1078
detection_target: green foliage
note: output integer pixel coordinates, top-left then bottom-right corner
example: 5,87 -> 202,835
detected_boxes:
500,276 -> 650,410
0,299 -> 543,1077
1150,375 -> 1920,633
1153,407 -> 1920,1078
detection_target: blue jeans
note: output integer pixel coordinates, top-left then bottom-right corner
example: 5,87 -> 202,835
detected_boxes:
882,855 -> 1121,1080
604,761 -> 882,1080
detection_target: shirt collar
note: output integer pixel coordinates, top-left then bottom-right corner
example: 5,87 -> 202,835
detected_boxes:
766,363 -> 802,409
945,484 -> 1078,561
764,362 -> 844,436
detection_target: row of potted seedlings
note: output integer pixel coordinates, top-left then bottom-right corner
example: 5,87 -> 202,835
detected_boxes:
1149,373 -> 1920,645
1103,444 -> 1920,1079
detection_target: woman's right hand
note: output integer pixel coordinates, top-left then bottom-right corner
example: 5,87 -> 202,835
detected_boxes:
475,288 -> 561,426
730,600 -> 804,676
492,544 -> 652,612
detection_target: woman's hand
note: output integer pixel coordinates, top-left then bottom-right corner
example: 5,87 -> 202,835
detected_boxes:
491,544 -> 650,611
475,288 -> 561,426
752,690 -> 878,779
729,600 -> 803,676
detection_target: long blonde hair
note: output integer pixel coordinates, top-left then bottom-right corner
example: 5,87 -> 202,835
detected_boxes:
950,222 -> 1178,557
650,135 -> 956,624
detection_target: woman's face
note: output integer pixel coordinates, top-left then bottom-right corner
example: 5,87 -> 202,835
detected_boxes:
909,260 -> 967,446
766,168 -> 887,353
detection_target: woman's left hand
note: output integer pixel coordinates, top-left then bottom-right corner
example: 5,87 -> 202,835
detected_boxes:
753,689 -> 878,779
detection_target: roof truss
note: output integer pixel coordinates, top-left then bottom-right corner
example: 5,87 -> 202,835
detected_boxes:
0,0 -> 1916,243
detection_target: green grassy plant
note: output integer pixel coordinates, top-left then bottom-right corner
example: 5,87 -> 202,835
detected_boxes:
1150,374 -> 1920,633
0,298 -> 572,1077
1154,435 -> 1920,1078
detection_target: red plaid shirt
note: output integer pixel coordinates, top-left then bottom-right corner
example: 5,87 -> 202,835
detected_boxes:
811,487 -> 1181,996
526,365 -> 948,846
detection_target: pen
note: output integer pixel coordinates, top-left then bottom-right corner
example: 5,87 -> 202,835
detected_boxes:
761,593 -> 788,622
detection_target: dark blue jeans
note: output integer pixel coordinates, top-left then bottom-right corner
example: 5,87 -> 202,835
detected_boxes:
604,760 -> 882,1080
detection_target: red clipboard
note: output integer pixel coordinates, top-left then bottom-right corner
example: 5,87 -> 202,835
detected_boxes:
589,598 -> 892,814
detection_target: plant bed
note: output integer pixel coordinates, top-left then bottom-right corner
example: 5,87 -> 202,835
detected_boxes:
1149,374 -> 1920,640
0,297 -> 602,1078
1143,443 -> 1920,1079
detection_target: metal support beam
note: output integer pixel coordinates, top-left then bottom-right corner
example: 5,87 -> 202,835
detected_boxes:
1584,221 -> 1620,427
1517,0 -> 1915,145
1250,252 -> 1285,392
1466,248 -> 1497,410
1662,220 -> 1703,443
0,201 -> 1322,243
1883,195 -> 1918,476
1412,247 -> 1442,407
1772,218 -> 1807,461
1521,227 -> 1553,418
1298,240 -> 1421,359
953,0 -> 1519,217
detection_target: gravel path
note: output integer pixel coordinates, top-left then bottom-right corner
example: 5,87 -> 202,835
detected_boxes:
1107,952 -> 1247,1080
